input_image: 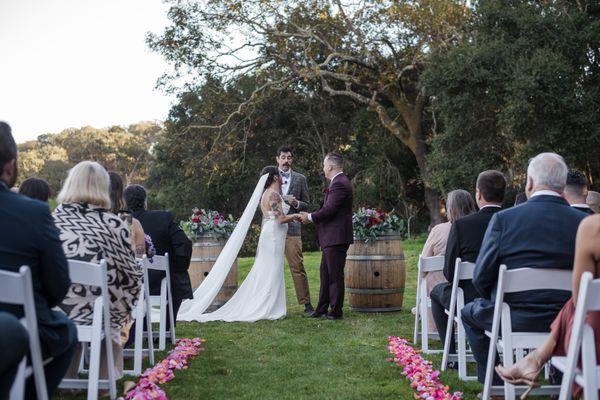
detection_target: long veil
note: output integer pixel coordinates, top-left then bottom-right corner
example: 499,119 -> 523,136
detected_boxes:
177,173 -> 268,321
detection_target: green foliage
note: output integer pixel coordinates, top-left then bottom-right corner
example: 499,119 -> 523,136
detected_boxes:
18,122 -> 162,194
423,0 -> 600,193
147,76 -> 427,237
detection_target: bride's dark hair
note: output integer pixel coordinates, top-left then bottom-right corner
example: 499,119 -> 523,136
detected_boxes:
261,166 -> 280,189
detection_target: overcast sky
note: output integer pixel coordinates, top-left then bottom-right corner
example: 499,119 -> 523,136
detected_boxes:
0,0 -> 174,143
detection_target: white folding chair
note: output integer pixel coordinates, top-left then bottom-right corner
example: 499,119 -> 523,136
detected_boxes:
59,259 -> 117,400
482,265 -> 571,400
551,272 -> 600,400
413,255 -> 444,353
146,254 -> 176,351
441,258 -> 477,381
0,266 -> 49,400
122,256 -> 155,376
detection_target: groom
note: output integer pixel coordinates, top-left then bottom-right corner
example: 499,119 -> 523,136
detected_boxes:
300,153 -> 353,320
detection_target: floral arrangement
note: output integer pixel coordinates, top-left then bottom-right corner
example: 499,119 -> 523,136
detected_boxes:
124,337 -> 206,400
387,336 -> 462,400
181,208 -> 236,238
353,208 -> 406,243
144,234 -> 156,262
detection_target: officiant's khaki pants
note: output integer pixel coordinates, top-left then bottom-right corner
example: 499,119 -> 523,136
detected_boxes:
285,236 -> 311,305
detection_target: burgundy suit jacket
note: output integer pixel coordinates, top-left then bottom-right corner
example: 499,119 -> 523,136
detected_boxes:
312,173 -> 354,248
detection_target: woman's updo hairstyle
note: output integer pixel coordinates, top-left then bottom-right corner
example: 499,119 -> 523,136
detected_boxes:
261,166 -> 280,189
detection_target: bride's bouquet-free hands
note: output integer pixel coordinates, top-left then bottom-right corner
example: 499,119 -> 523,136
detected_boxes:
286,213 -> 302,223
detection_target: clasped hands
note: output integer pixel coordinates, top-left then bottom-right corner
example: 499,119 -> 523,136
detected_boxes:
288,212 -> 310,224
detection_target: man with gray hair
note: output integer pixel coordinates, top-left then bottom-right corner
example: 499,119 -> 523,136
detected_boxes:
461,153 -> 587,390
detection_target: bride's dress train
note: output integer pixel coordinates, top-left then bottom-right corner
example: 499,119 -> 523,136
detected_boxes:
177,174 -> 288,322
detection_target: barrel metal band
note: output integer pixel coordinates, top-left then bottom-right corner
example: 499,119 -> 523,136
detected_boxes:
352,235 -> 403,241
192,243 -> 223,247
346,255 -> 405,261
347,287 -> 405,294
191,257 -> 218,262
349,306 -> 402,313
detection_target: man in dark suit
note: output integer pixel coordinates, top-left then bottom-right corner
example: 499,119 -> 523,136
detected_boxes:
124,185 -> 193,321
564,169 -> 595,215
300,153 -> 353,320
461,153 -> 587,386
0,122 -> 77,399
430,170 -> 506,359
276,146 -> 313,313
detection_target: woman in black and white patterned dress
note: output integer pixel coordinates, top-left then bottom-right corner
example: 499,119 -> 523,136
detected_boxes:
53,161 -> 142,379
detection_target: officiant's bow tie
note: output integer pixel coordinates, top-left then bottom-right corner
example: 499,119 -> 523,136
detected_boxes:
279,171 -> 290,179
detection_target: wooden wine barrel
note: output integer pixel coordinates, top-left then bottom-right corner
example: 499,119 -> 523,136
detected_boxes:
190,234 -> 238,312
345,234 -> 406,312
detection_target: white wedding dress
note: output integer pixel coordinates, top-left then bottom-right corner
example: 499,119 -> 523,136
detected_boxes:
177,174 -> 288,322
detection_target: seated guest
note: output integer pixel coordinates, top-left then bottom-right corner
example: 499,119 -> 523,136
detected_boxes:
124,184 -> 192,321
54,161 -> 142,379
461,153 -> 586,388
430,170 -> 506,359
564,169 -> 594,214
0,122 -> 77,399
587,190 -> 600,214
0,312 -> 29,399
108,171 -> 146,257
496,214 -> 600,397
514,191 -> 527,206
18,177 -> 51,202
421,189 -> 476,330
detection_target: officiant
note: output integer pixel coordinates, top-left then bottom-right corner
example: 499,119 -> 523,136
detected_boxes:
276,146 -> 314,314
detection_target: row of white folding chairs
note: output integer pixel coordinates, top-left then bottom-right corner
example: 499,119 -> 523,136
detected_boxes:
480,265 -> 572,399
441,258 -> 477,381
1,266 -> 49,400
416,256 -> 578,398
413,255 -> 444,354
123,253 -> 177,375
3,261 -> 117,400
5,254 -> 177,400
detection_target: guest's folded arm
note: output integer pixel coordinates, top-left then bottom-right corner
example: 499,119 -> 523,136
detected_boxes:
40,206 -> 71,307
473,214 -> 502,300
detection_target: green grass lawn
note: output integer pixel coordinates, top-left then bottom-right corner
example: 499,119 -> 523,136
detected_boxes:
59,238 -> 487,399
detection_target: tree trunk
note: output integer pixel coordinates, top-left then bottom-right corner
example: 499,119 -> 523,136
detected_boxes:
411,125 -> 444,228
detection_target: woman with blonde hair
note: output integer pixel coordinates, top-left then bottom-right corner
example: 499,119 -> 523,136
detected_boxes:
53,161 -> 142,379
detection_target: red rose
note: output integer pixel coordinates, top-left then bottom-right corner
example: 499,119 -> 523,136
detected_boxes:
369,217 -> 379,226
191,216 -> 200,223
194,210 -> 201,216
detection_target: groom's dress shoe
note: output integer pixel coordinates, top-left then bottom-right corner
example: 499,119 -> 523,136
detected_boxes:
308,311 -> 325,318
304,303 -> 314,314
325,314 -> 342,320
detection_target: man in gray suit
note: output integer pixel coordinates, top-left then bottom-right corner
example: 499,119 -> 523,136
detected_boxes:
276,146 -> 314,313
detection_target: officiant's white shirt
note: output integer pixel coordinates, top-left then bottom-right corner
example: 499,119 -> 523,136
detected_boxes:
280,169 -> 291,196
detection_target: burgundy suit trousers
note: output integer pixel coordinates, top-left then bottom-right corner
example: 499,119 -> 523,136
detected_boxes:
316,244 -> 349,317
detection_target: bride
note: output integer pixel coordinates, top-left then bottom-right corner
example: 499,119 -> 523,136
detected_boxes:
177,166 -> 300,322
